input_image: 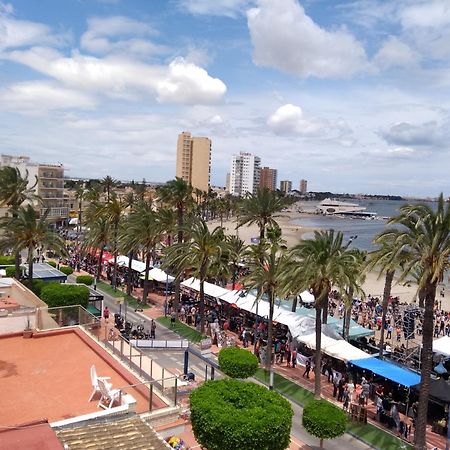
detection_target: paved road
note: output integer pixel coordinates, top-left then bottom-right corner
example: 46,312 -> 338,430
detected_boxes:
84,280 -> 372,450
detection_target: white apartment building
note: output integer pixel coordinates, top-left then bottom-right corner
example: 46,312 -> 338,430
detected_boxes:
229,152 -> 261,197
0,154 -> 68,224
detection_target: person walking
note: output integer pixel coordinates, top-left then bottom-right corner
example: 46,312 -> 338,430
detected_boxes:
291,349 -> 297,368
302,359 -> 311,379
103,306 -> 110,322
150,319 -> 156,339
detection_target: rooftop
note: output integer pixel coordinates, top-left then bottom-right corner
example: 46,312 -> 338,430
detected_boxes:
0,327 -> 166,427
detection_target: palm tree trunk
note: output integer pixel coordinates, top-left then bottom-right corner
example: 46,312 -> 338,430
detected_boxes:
322,299 -> 329,324
199,279 -> 205,334
314,304 -> 323,399
267,291 -> 275,390
142,249 -> 151,304
126,252 -> 133,296
343,304 -> 351,340
291,295 -> 297,312
379,269 -> 394,359
14,251 -> 21,279
173,205 -> 184,320
97,247 -> 104,280
112,225 -> 118,290
28,245 -> 34,283
414,281 -> 437,450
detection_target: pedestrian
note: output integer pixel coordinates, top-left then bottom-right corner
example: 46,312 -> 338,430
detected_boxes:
342,387 -> 350,411
337,378 -> 345,401
150,319 -> 156,339
302,359 -> 311,378
103,306 -> 110,321
286,347 -> 291,367
332,372 -> 339,398
386,324 -> 393,340
170,310 -> 176,327
291,349 -> 297,368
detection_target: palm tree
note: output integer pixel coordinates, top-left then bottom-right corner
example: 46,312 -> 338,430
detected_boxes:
0,166 -> 39,278
242,227 -> 290,389
366,236 -> 408,358
238,188 -> 287,241
102,194 -> 126,290
156,207 -> 177,247
0,205 -> 66,282
286,230 -> 360,398
162,219 -> 228,333
158,178 -> 193,316
101,175 -> 118,202
74,182 -> 87,252
121,202 -> 161,304
82,216 -> 110,280
376,195 -> 450,450
226,235 -> 247,289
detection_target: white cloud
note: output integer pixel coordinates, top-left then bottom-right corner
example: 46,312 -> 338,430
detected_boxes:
373,36 -> 420,70
5,48 -> 226,105
247,0 -> 368,79
387,146 -> 415,156
380,121 -> 445,147
400,0 -> 450,29
80,16 -> 167,56
267,103 -> 351,138
179,0 -> 254,17
0,81 -> 96,114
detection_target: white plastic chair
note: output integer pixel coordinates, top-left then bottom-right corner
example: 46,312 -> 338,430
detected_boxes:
88,365 -> 111,402
97,378 -> 122,409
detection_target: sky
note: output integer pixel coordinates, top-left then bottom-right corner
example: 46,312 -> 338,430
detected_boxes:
0,0 -> 449,197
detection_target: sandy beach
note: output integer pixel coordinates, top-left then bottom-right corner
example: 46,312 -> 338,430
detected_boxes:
208,212 -> 450,310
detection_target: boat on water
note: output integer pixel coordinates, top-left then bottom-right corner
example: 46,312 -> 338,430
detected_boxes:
317,198 -> 377,218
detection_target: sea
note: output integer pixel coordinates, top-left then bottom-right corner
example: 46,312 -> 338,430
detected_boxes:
292,198 -> 438,251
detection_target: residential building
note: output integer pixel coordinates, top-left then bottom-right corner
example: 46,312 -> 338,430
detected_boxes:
280,180 -> 292,193
0,154 -> 68,224
229,152 -> 261,197
300,179 -> 308,194
176,131 -> 211,192
259,167 -> 277,191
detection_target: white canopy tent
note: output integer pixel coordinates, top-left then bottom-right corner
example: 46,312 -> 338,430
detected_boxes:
181,277 -> 229,299
299,290 -> 315,304
111,255 -> 146,273
140,267 -> 175,283
433,335 -> 450,356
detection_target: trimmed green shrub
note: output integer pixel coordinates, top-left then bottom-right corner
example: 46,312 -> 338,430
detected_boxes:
190,379 -> 293,450
76,275 -> 94,285
22,279 -> 46,297
47,260 -> 57,268
302,399 -> 348,448
59,266 -> 74,275
218,347 -> 258,379
0,256 -> 15,266
40,283 -> 89,308
5,266 -> 17,277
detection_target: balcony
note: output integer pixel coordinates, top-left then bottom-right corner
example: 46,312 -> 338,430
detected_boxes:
40,171 -> 64,179
41,207 -> 69,219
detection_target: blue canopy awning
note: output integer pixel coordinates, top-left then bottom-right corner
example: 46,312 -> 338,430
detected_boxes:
349,356 -> 421,388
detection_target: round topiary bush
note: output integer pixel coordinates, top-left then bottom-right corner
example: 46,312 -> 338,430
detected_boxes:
76,275 -> 94,285
302,399 -> 348,448
40,283 -> 89,308
218,347 -> 258,379
59,266 -> 74,275
190,379 -> 293,450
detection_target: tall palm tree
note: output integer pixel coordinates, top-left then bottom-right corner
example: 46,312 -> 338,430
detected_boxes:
121,202 -> 161,303
156,207 -> 177,247
226,235 -> 247,289
82,216 -> 110,280
238,188 -> 287,241
286,230 -> 360,398
0,205 -> 66,282
0,166 -> 39,278
74,182 -> 87,253
377,195 -> 450,450
102,194 -> 126,290
158,178 -> 193,316
366,235 -> 408,358
242,227 -> 290,389
101,175 -> 118,202
163,219 -> 228,333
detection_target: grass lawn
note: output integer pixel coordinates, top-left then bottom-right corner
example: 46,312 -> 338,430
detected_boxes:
97,281 -> 150,310
254,368 -> 412,450
156,316 -> 205,343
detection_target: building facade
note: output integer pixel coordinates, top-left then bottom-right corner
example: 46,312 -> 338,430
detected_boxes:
280,180 -> 292,193
0,155 -> 68,223
176,131 -> 211,192
229,152 -> 261,197
259,167 -> 278,191
300,179 -> 308,194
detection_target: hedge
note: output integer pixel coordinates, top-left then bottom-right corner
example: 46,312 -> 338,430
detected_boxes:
0,256 -> 15,266
22,279 -> 46,297
5,266 -> 18,277
190,379 -> 293,450
40,283 -> 89,308
59,266 -> 74,275
218,347 -> 258,379
47,260 -> 57,268
76,275 -> 94,285
302,399 -> 347,448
